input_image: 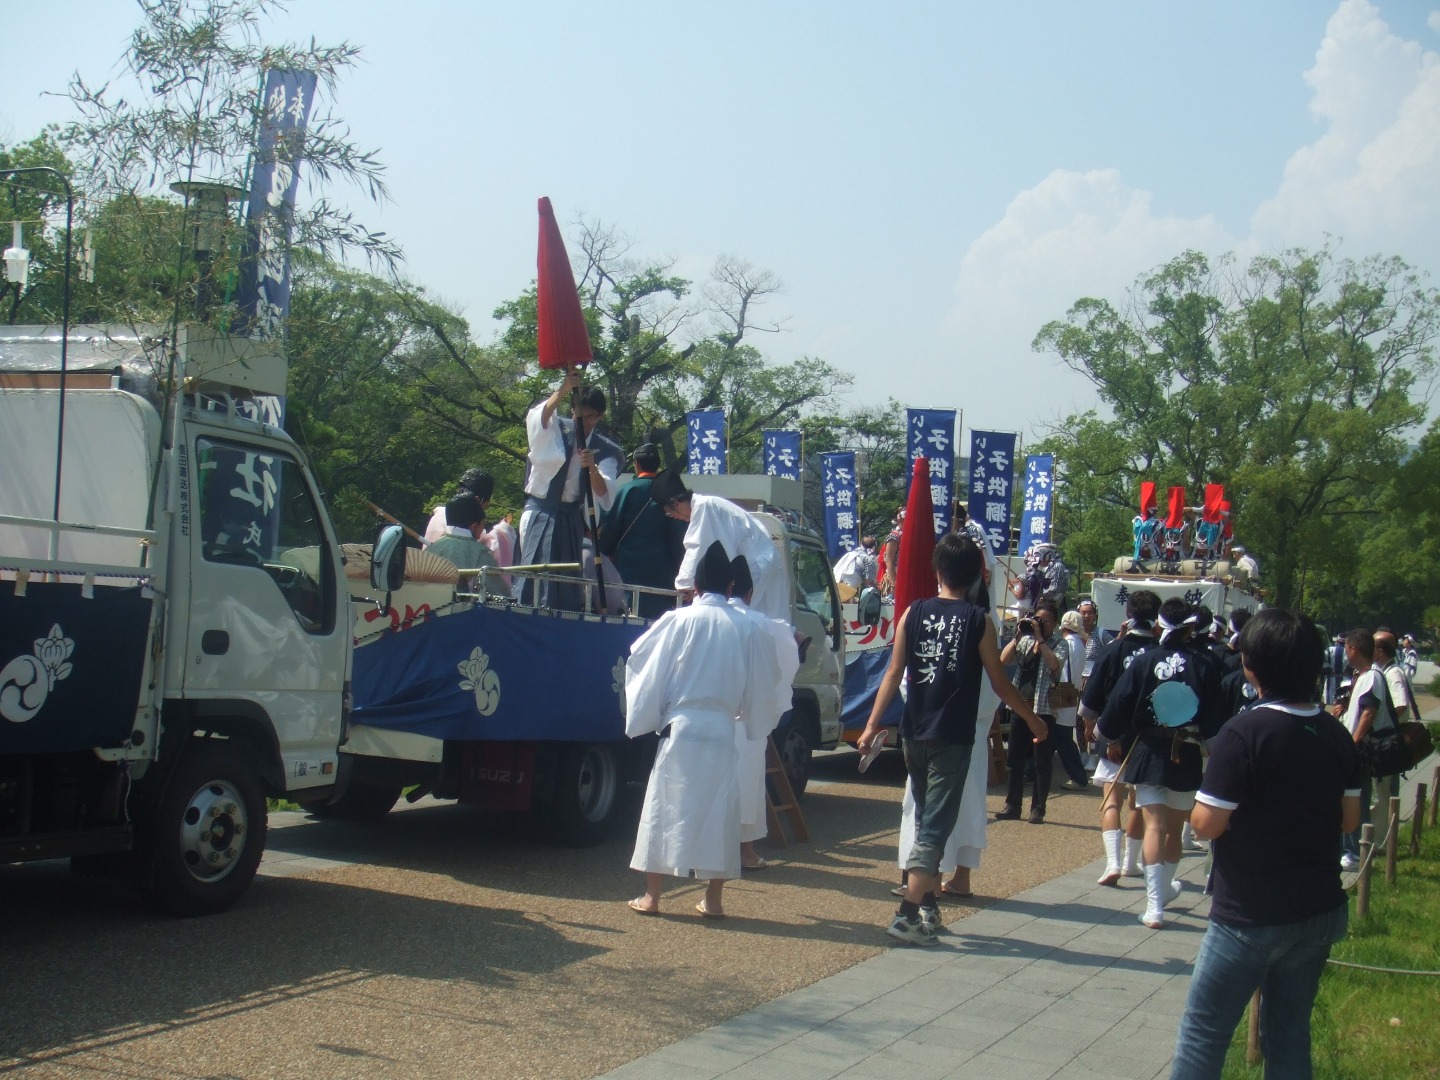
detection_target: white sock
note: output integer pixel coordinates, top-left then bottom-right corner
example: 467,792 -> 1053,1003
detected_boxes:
1164,861 -> 1182,901
1141,862 -> 1166,926
1123,836 -> 1143,873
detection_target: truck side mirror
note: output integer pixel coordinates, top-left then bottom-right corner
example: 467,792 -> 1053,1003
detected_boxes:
857,586 -> 882,627
370,524 -> 407,591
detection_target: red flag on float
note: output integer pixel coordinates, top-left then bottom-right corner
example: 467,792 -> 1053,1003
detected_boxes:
1220,500 -> 1233,540
1165,486 -> 1186,529
893,457 -> 938,620
1202,484 -> 1225,524
535,197 -> 592,370
1139,481 -> 1157,521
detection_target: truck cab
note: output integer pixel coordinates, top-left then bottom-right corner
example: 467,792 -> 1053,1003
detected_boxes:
0,324 -> 353,914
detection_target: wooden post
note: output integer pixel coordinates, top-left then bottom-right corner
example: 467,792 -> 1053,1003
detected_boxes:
1246,989 -> 1262,1065
1357,823 -> 1374,919
1413,783 -> 1428,857
1431,766 -> 1439,827
1386,796 -> 1400,885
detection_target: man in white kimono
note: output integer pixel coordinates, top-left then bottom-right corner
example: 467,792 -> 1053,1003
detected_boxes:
650,469 -> 789,623
729,556 -> 801,871
624,542 -> 780,918
517,369 -> 623,610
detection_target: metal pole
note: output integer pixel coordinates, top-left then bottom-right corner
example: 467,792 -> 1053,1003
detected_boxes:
1412,783 -> 1427,857
1386,796 -> 1400,885
1357,823 -> 1374,918
1,168 -> 73,533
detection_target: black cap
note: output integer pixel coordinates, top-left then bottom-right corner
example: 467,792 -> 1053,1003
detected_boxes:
694,540 -> 733,595
649,467 -> 690,507
731,555 -> 753,597
458,468 -> 494,501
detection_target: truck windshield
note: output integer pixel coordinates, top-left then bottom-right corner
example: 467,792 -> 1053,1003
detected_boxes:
789,539 -> 840,648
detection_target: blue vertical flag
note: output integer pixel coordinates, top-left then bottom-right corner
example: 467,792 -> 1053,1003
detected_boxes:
1019,454 -> 1056,551
967,430 -> 1018,555
820,452 -> 859,560
686,409 -> 727,474
906,409 -> 957,538
763,429 -> 802,480
235,69 -> 318,341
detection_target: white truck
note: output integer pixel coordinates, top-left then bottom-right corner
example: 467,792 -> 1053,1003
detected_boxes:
0,324 -> 385,915
331,473 -> 846,844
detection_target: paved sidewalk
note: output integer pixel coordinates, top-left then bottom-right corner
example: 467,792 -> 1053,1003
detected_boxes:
596,852 -> 1212,1080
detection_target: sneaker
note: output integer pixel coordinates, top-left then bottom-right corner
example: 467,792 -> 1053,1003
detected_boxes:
919,904 -> 943,935
1340,853 -> 1359,872
1061,779 -> 1090,791
886,912 -> 938,946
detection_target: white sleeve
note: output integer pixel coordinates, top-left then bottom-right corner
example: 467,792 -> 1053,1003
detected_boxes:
524,401 -> 566,496
740,621 -> 785,742
594,453 -> 620,513
624,616 -> 676,738
675,498 -> 711,591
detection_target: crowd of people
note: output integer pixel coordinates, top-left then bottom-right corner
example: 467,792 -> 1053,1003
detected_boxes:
420,372 -> 1424,1079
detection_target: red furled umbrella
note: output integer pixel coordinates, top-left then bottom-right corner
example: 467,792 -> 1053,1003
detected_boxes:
1139,480 -> 1157,521
1202,483 -> 1225,524
893,457 -> 938,621
1165,486 -> 1187,530
535,197 -> 592,370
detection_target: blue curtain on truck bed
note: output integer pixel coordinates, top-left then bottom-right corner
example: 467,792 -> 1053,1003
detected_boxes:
841,645 -> 904,734
0,583 -> 151,753
352,605 -> 651,742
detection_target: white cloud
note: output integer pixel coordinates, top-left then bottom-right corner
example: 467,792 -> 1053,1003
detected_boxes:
942,169 -> 1232,435
1249,0 -> 1440,259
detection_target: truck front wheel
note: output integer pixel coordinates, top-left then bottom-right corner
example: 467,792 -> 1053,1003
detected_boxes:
142,741 -> 268,917
775,714 -> 816,798
539,743 -> 622,847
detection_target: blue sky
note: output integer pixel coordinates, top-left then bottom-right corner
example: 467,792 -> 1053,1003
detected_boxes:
4,1 -> 1438,443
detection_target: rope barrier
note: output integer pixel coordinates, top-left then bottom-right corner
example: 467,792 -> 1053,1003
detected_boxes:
1326,958 -> 1440,976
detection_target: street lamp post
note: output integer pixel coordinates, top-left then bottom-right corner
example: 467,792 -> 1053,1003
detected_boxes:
1,166 -> 74,526
169,180 -> 246,318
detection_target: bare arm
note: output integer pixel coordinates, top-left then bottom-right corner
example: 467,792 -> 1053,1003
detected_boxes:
1190,802 -> 1230,841
1352,705 -> 1377,743
541,369 -> 581,427
980,621 -> 1047,742
1341,794 -> 1362,835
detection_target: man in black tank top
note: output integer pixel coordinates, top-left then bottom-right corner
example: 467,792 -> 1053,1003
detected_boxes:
858,535 -> 1047,946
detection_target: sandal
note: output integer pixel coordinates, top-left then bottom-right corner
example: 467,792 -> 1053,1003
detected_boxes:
627,898 -> 659,916
695,902 -> 726,920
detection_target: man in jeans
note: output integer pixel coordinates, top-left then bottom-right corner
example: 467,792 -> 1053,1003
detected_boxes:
858,535 -> 1046,945
1171,609 -> 1359,1079
996,599 -> 1067,824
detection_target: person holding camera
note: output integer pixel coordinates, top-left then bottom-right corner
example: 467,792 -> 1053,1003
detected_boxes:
996,599 -> 1065,824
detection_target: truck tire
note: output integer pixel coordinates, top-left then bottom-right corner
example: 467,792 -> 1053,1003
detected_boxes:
775,714 -> 816,798
141,741 -> 268,917
310,780 -> 403,822
539,743 -> 622,847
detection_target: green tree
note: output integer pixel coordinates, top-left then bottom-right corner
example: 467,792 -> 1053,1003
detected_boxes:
1033,246 -> 1440,611
57,0 -> 395,335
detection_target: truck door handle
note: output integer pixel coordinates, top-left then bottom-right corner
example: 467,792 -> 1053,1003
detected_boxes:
201,630 -> 230,655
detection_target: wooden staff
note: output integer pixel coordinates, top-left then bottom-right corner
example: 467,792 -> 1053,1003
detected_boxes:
569,365 -> 608,614
367,501 -> 426,546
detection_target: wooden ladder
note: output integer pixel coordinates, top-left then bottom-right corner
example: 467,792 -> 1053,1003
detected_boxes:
764,735 -> 810,845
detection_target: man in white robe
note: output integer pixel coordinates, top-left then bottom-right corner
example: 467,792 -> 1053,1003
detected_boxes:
729,556 -> 801,870
649,469 -> 789,623
517,370 -> 622,609
624,542 -> 779,917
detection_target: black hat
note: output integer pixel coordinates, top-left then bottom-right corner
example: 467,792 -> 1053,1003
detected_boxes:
458,468 -> 494,502
731,555 -> 753,597
694,540 -> 733,595
649,467 -> 690,507
446,493 -> 484,530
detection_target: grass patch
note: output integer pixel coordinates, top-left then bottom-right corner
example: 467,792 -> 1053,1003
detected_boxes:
1221,824 -> 1440,1079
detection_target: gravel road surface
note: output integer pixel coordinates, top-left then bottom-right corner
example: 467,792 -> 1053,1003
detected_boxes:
0,747 -> 1108,1079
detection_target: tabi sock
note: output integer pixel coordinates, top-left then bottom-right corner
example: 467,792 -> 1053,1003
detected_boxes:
1164,861 -> 1182,901
1141,862 -> 1166,926
1123,836 -> 1143,873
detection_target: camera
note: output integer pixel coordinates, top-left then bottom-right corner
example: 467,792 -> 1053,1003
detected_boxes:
1017,617 -> 1036,637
